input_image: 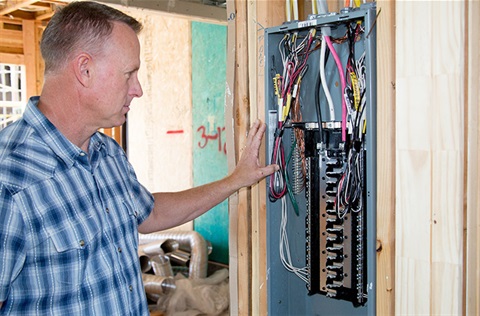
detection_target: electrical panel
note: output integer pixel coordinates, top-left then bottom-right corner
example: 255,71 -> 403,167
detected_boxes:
265,3 -> 376,315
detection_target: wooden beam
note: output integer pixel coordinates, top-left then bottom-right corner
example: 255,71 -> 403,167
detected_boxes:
375,1 -> 396,315
465,0 -> 480,315
35,10 -> 55,20
225,0 -> 239,313
35,22 -> 45,94
0,0 -> 39,16
247,2 -> 260,315
253,2 -> 284,315
99,0 -> 227,22
0,52 -> 24,64
233,0 -> 251,314
22,19 -> 37,96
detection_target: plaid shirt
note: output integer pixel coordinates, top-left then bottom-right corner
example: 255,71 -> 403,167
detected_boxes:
0,97 -> 154,315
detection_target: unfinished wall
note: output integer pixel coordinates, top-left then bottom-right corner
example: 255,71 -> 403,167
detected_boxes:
121,6 -> 194,230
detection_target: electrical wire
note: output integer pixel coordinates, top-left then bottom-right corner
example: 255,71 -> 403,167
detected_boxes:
286,0 -> 292,21
335,22 -> 367,218
286,0 -> 299,21
269,29 -> 316,201
311,0 -> 317,14
324,36 -> 347,142
320,36 -> 335,121
317,0 -> 328,14
292,0 -> 299,20
279,196 -> 309,283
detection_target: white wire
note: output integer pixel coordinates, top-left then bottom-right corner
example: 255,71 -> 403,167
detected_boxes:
292,0 -> 299,20
279,196 -> 309,283
317,0 -> 328,14
286,0 -> 292,21
320,36 -> 335,121
279,35 -> 288,67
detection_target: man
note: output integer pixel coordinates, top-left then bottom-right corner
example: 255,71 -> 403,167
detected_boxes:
0,1 -> 277,314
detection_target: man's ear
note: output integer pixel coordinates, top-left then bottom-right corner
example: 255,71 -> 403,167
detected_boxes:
73,53 -> 93,87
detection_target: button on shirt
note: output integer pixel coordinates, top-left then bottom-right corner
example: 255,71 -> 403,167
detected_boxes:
0,97 -> 154,315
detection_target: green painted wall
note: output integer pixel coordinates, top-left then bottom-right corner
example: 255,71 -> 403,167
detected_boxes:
191,21 -> 228,264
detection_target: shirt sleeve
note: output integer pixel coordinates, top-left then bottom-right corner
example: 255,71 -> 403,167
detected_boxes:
0,184 -> 27,303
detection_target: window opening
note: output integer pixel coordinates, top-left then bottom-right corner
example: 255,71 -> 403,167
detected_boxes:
0,63 -> 27,130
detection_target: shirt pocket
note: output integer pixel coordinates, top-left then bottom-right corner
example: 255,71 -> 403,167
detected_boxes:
47,214 -> 101,292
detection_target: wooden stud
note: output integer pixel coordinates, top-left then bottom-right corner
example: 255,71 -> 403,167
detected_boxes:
254,2 -> 285,315
375,1 -> 396,315
225,0 -> 239,313
465,0 -> 480,315
233,0 -> 252,313
22,19 -> 37,96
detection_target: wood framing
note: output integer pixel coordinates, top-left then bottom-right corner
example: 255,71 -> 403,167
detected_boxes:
100,0 -> 227,22
375,1 -> 396,314
252,3 -> 284,316
465,1 -> 480,315
22,19 -> 37,97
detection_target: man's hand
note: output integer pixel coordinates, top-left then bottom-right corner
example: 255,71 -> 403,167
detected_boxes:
229,119 -> 278,187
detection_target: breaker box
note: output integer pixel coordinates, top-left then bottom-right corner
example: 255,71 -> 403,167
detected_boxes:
265,3 -> 377,315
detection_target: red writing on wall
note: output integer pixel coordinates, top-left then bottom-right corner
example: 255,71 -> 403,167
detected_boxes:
197,125 -> 227,155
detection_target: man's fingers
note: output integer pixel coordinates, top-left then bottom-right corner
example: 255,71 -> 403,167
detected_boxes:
246,120 -> 265,149
260,164 -> 279,178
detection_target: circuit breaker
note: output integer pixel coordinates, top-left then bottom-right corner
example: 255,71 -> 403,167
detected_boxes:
265,3 -> 377,315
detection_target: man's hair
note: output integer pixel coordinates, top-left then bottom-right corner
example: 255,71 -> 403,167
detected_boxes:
40,1 -> 143,74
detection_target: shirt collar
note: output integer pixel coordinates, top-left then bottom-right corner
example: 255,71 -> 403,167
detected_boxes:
23,96 -> 107,168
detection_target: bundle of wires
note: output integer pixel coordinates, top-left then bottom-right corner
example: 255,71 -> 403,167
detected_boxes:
336,22 -> 366,218
279,196 -> 309,283
269,28 -> 316,202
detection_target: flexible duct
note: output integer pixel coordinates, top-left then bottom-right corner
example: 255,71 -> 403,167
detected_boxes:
139,231 -> 209,279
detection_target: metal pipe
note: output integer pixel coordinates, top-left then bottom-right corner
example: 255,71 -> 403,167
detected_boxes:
142,274 -> 176,295
139,231 -> 208,279
151,255 -> 174,277
168,249 -> 191,267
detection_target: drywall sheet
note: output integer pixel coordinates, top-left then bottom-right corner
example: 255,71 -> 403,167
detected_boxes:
191,21 -> 228,264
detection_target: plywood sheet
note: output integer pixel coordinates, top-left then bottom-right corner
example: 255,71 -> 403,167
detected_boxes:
395,1 -> 465,315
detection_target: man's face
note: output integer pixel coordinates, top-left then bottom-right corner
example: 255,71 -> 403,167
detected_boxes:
87,21 -> 143,129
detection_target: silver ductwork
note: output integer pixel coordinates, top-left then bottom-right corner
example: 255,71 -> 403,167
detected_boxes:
139,231 -> 209,279
142,274 -> 176,298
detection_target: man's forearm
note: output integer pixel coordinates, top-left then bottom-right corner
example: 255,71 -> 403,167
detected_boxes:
139,175 -> 238,233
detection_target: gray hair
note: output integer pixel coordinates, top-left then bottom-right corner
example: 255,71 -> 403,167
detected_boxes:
40,1 -> 143,74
